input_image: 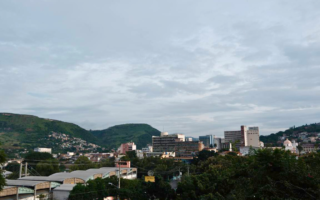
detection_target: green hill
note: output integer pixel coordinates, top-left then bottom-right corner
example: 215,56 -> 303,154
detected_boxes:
0,113 -> 160,152
260,123 -> 320,146
92,124 -> 160,149
0,113 -> 98,149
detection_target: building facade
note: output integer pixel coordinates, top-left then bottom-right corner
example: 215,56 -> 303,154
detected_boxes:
199,135 -> 212,147
142,144 -> 153,153
246,127 -> 260,147
213,137 -> 222,150
224,130 -> 243,144
117,142 -> 137,154
224,126 -> 260,147
301,143 -> 318,154
283,139 -> 298,154
174,141 -> 204,157
152,132 -> 184,152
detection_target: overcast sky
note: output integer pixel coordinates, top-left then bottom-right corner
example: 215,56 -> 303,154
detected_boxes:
1,0 -> 320,137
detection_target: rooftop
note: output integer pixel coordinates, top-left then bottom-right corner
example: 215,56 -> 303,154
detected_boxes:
6,179 -> 49,188
53,184 -> 76,191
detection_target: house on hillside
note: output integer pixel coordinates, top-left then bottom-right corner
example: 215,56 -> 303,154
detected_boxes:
301,144 -> 318,154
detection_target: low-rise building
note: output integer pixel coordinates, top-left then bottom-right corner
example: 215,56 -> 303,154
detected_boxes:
299,132 -> 308,139
34,148 -> 52,154
240,146 -> 260,156
2,170 -> 12,178
0,186 -> 35,200
53,184 -> 75,200
283,139 -> 298,154
301,143 -> 318,153
174,141 -> 204,157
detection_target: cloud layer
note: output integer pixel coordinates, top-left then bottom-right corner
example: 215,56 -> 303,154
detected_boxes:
1,0 -> 320,137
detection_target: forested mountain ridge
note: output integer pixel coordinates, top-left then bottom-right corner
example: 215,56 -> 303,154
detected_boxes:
0,113 -> 160,151
92,124 -> 160,149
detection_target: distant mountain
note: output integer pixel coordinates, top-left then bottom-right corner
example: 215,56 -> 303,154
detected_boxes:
91,124 -> 160,149
0,113 -> 160,151
260,123 -> 320,145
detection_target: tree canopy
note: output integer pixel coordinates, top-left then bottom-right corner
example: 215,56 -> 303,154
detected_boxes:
177,149 -> 320,199
0,145 -> 6,190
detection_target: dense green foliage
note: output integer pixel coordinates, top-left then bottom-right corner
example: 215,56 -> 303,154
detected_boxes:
260,123 -> 320,146
92,124 -> 160,149
35,159 -> 60,176
121,151 -> 187,179
0,113 -> 160,153
69,156 -> 116,171
68,149 -> 320,199
24,152 -> 59,176
24,152 -> 54,162
6,152 -> 61,178
69,176 -> 176,200
0,145 -> 6,190
70,156 -> 96,171
177,149 -> 320,199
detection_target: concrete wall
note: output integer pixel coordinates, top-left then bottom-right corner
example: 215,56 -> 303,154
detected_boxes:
246,127 -> 260,147
53,190 -> 70,200
0,194 -> 35,200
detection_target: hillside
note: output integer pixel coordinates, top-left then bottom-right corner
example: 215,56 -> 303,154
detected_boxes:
0,113 -> 98,149
92,124 -> 160,149
260,123 -> 320,145
0,113 -> 160,152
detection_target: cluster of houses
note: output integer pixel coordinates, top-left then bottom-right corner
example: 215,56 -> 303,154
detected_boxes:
279,131 -> 320,154
58,152 -> 114,163
48,132 -> 104,152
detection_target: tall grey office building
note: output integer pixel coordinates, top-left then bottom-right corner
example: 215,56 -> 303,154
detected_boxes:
199,135 -> 212,147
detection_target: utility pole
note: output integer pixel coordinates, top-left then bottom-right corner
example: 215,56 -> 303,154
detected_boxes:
118,162 -> 121,189
19,163 -> 22,178
115,161 -> 125,200
25,162 -> 28,177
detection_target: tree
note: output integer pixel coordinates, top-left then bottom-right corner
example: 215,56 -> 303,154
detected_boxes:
24,152 -> 53,162
297,145 -> 303,156
231,140 -> 240,151
70,156 -> 95,171
193,150 -> 217,165
0,145 -> 7,190
100,157 -> 115,167
5,162 -> 22,179
36,159 -> 60,176
23,152 -> 59,176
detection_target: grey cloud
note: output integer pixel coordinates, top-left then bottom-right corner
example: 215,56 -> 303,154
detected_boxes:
1,0 -> 320,137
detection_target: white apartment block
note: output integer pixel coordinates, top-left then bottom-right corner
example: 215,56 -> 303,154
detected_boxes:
245,127 -> 260,147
